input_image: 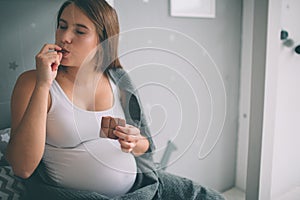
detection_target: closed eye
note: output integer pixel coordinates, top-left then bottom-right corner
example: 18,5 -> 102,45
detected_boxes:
58,25 -> 67,30
58,19 -> 68,30
76,30 -> 85,35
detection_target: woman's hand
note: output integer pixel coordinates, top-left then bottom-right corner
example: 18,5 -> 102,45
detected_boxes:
35,44 -> 62,87
114,125 -> 150,156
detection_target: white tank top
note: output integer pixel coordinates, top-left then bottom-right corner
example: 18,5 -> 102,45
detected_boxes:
43,77 -> 137,197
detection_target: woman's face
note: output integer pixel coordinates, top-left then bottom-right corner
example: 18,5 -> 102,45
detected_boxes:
55,4 -> 99,68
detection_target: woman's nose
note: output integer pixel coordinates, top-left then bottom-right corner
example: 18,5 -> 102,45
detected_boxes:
60,30 -> 72,44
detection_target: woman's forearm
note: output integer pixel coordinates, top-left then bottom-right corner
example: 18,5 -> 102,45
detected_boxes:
6,83 -> 50,178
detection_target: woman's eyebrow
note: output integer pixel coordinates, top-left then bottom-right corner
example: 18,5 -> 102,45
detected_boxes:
59,18 -> 90,30
59,18 -> 67,24
75,23 -> 89,30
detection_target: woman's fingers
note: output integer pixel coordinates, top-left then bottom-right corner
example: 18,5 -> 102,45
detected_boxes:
118,139 -> 134,153
36,44 -> 62,69
38,43 -> 62,54
115,125 -> 130,134
35,44 -> 62,85
36,51 -> 61,68
113,130 -> 138,142
115,125 -> 137,136
58,51 -> 63,61
115,128 -> 139,153
51,52 -> 62,71
113,130 -> 130,141
114,125 -> 141,153
119,139 -> 135,148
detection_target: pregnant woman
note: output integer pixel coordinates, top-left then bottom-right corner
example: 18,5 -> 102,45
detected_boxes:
6,0 -> 224,199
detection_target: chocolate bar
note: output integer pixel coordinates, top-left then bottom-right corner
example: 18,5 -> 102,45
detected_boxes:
100,116 -> 126,139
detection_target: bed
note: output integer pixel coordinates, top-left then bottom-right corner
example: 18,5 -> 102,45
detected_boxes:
0,127 -> 26,199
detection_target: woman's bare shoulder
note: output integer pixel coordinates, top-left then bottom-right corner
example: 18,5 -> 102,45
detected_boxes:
14,69 -> 37,88
17,69 -> 37,82
13,70 -> 38,96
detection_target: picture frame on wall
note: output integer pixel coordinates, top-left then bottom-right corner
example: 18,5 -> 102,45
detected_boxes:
170,0 -> 216,18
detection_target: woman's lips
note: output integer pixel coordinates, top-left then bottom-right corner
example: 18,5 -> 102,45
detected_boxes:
56,49 -> 70,57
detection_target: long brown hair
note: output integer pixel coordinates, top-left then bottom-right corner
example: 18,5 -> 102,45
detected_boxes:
57,0 -> 122,70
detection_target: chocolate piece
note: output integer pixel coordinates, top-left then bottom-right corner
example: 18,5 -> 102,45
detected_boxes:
100,116 -> 126,139
100,127 -> 109,138
117,118 -> 126,127
109,117 -> 118,129
108,129 -> 118,139
101,116 -> 111,128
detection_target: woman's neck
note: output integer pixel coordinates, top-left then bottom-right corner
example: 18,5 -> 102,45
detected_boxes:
58,66 -> 106,87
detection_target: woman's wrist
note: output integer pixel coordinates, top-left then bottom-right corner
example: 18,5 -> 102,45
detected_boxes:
35,80 -> 52,90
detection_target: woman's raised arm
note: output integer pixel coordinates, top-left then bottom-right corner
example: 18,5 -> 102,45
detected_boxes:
6,44 -> 62,178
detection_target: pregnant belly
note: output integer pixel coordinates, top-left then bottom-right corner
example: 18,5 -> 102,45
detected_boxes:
43,139 -> 137,197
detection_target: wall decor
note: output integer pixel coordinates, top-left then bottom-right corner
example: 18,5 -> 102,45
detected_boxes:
170,0 -> 216,18
106,0 -> 114,7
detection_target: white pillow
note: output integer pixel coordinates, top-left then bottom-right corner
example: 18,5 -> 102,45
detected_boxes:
0,128 -> 10,166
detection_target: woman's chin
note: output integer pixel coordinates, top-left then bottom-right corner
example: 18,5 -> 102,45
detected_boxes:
60,61 -> 73,67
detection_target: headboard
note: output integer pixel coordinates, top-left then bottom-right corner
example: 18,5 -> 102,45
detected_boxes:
0,0 -> 64,129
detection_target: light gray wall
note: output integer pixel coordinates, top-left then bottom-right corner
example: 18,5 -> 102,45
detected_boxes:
0,0 -> 64,129
115,0 -> 242,192
0,0 -> 242,193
